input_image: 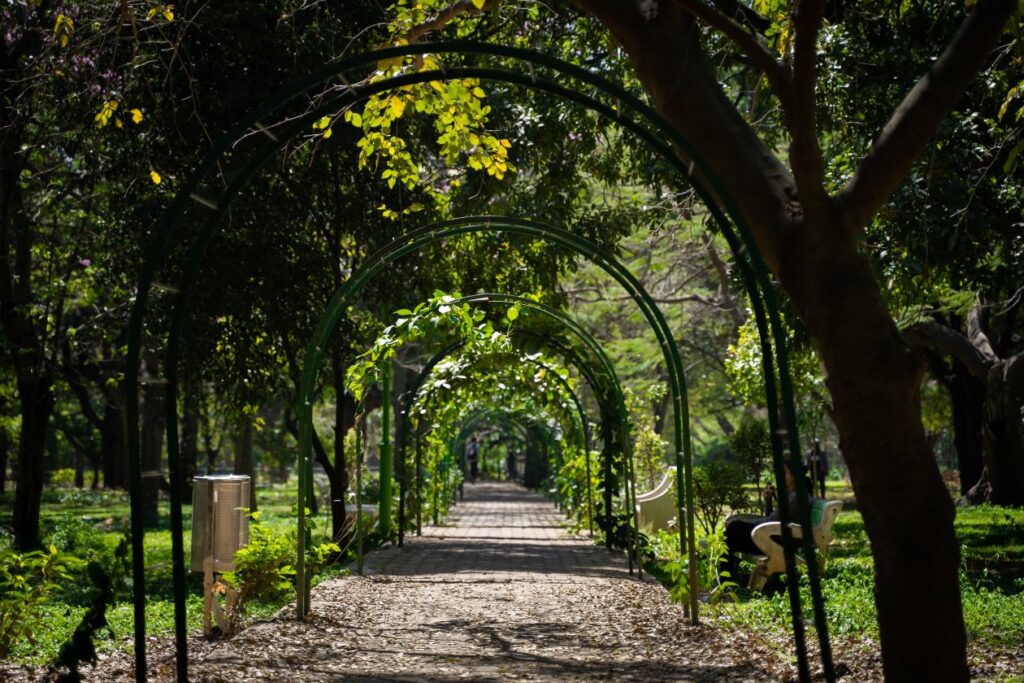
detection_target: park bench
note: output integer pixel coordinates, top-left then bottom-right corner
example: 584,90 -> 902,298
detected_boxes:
635,467 -> 678,532
739,498 -> 843,590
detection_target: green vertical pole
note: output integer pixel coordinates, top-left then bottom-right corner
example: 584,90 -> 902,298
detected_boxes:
378,362 -> 393,538
415,421 -> 423,535
356,404 -> 364,574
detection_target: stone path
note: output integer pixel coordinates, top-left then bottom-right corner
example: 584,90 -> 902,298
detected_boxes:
185,481 -> 784,682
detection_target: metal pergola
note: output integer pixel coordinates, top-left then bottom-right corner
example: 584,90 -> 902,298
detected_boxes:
126,40 -> 832,683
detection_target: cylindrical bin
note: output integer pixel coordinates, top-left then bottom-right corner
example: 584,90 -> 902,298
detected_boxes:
190,475 -> 251,573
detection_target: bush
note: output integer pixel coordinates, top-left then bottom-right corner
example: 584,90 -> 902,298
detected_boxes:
730,416 -> 772,486
221,511 -> 339,632
49,468 -> 78,489
0,546 -> 84,657
692,459 -> 750,535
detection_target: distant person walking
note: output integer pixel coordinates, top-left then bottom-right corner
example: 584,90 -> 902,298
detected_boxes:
805,438 -> 828,498
467,436 -> 480,483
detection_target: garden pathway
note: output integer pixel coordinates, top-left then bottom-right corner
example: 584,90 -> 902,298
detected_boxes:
183,481 -> 784,682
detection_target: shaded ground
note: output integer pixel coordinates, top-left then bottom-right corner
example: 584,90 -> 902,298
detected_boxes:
172,482 -> 787,682
17,482 -> 1019,681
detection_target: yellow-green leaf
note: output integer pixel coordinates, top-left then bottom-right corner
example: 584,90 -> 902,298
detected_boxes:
94,100 -> 118,128
389,96 -> 406,118
130,108 -> 144,124
471,0 -> 486,9
150,170 -> 162,185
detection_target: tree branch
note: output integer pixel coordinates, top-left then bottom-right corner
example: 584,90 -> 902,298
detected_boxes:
837,0 -> 1014,231
670,0 -> 792,107
402,0 -> 496,44
710,0 -> 771,35
1002,351 -> 1024,398
787,0 -> 828,213
903,320 -> 993,381
967,305 -> 998,363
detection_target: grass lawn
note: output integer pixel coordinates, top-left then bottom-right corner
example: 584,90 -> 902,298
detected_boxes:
0,482 -> 344,665
660,496 -> 1024,656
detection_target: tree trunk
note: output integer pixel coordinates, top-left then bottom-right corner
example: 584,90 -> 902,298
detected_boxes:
141,372 -> 165,528
0,428 -> 8,498
233,416 -> 256,511
784,229 -> 968,681
977,365 -> 1024,505
12,375 -> 54,549
181,382 -> 200,497
74,448 -> 85,489
101,383 -> 129,489
949,359 -> 986,495
567,3 -> 979,678
331,351 -> 352,544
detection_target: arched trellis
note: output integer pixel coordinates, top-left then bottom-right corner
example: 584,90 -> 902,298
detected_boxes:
397,340 -> 593,539
293,219 -> 696,600
450,407 -> 563,486
304,291 -> 644,601
126,40 -> 831,683
407,331 -> 613,534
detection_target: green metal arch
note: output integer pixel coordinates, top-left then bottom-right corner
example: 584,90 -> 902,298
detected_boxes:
407,332 -> 613,536
398,341 -> 592,539
126,40 -> 830,682
409,329 -> 618,540
300,291 -> 643,609
450,407 -> 562,482
293,220 -> 694,600
398,341 -> 593,536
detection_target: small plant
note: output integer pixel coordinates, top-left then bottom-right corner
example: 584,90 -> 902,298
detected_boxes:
702,530 -> 740,605
0,545 -> 84,658
220,511 -> 339,632
49,468 -> 78,489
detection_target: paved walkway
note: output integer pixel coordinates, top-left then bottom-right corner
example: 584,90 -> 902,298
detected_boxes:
186,481 -> 781,682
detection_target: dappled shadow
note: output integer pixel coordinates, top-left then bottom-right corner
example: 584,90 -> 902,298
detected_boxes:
369,538 -> 627,579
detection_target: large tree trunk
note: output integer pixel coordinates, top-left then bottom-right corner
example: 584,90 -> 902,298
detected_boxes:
976,365 -> 1024,505
949,359 -> 986,495
101,382 -> 129,489
787,233 -> 967,681
569,2 -> 984,679
12,375 -> 54,549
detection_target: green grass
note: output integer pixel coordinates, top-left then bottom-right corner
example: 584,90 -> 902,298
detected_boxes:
709,504 -> 1024,648
0,481 -> 343,665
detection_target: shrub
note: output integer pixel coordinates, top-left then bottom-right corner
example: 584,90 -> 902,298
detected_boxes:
692,460 -> 750,535
220,511 -> 339,632
49,468 -> 78,489
0,546 -> 84,658
729,416 -> 772,486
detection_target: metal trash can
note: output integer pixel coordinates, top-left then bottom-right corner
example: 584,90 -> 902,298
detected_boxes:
190,475 -> 251,573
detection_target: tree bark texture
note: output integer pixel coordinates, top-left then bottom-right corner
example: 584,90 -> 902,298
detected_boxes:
568,1 -> 1016,679
12,376 -> 53,548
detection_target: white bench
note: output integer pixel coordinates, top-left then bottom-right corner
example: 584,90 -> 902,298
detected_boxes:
635,468 -> 679,532
742,499 -> 843,590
